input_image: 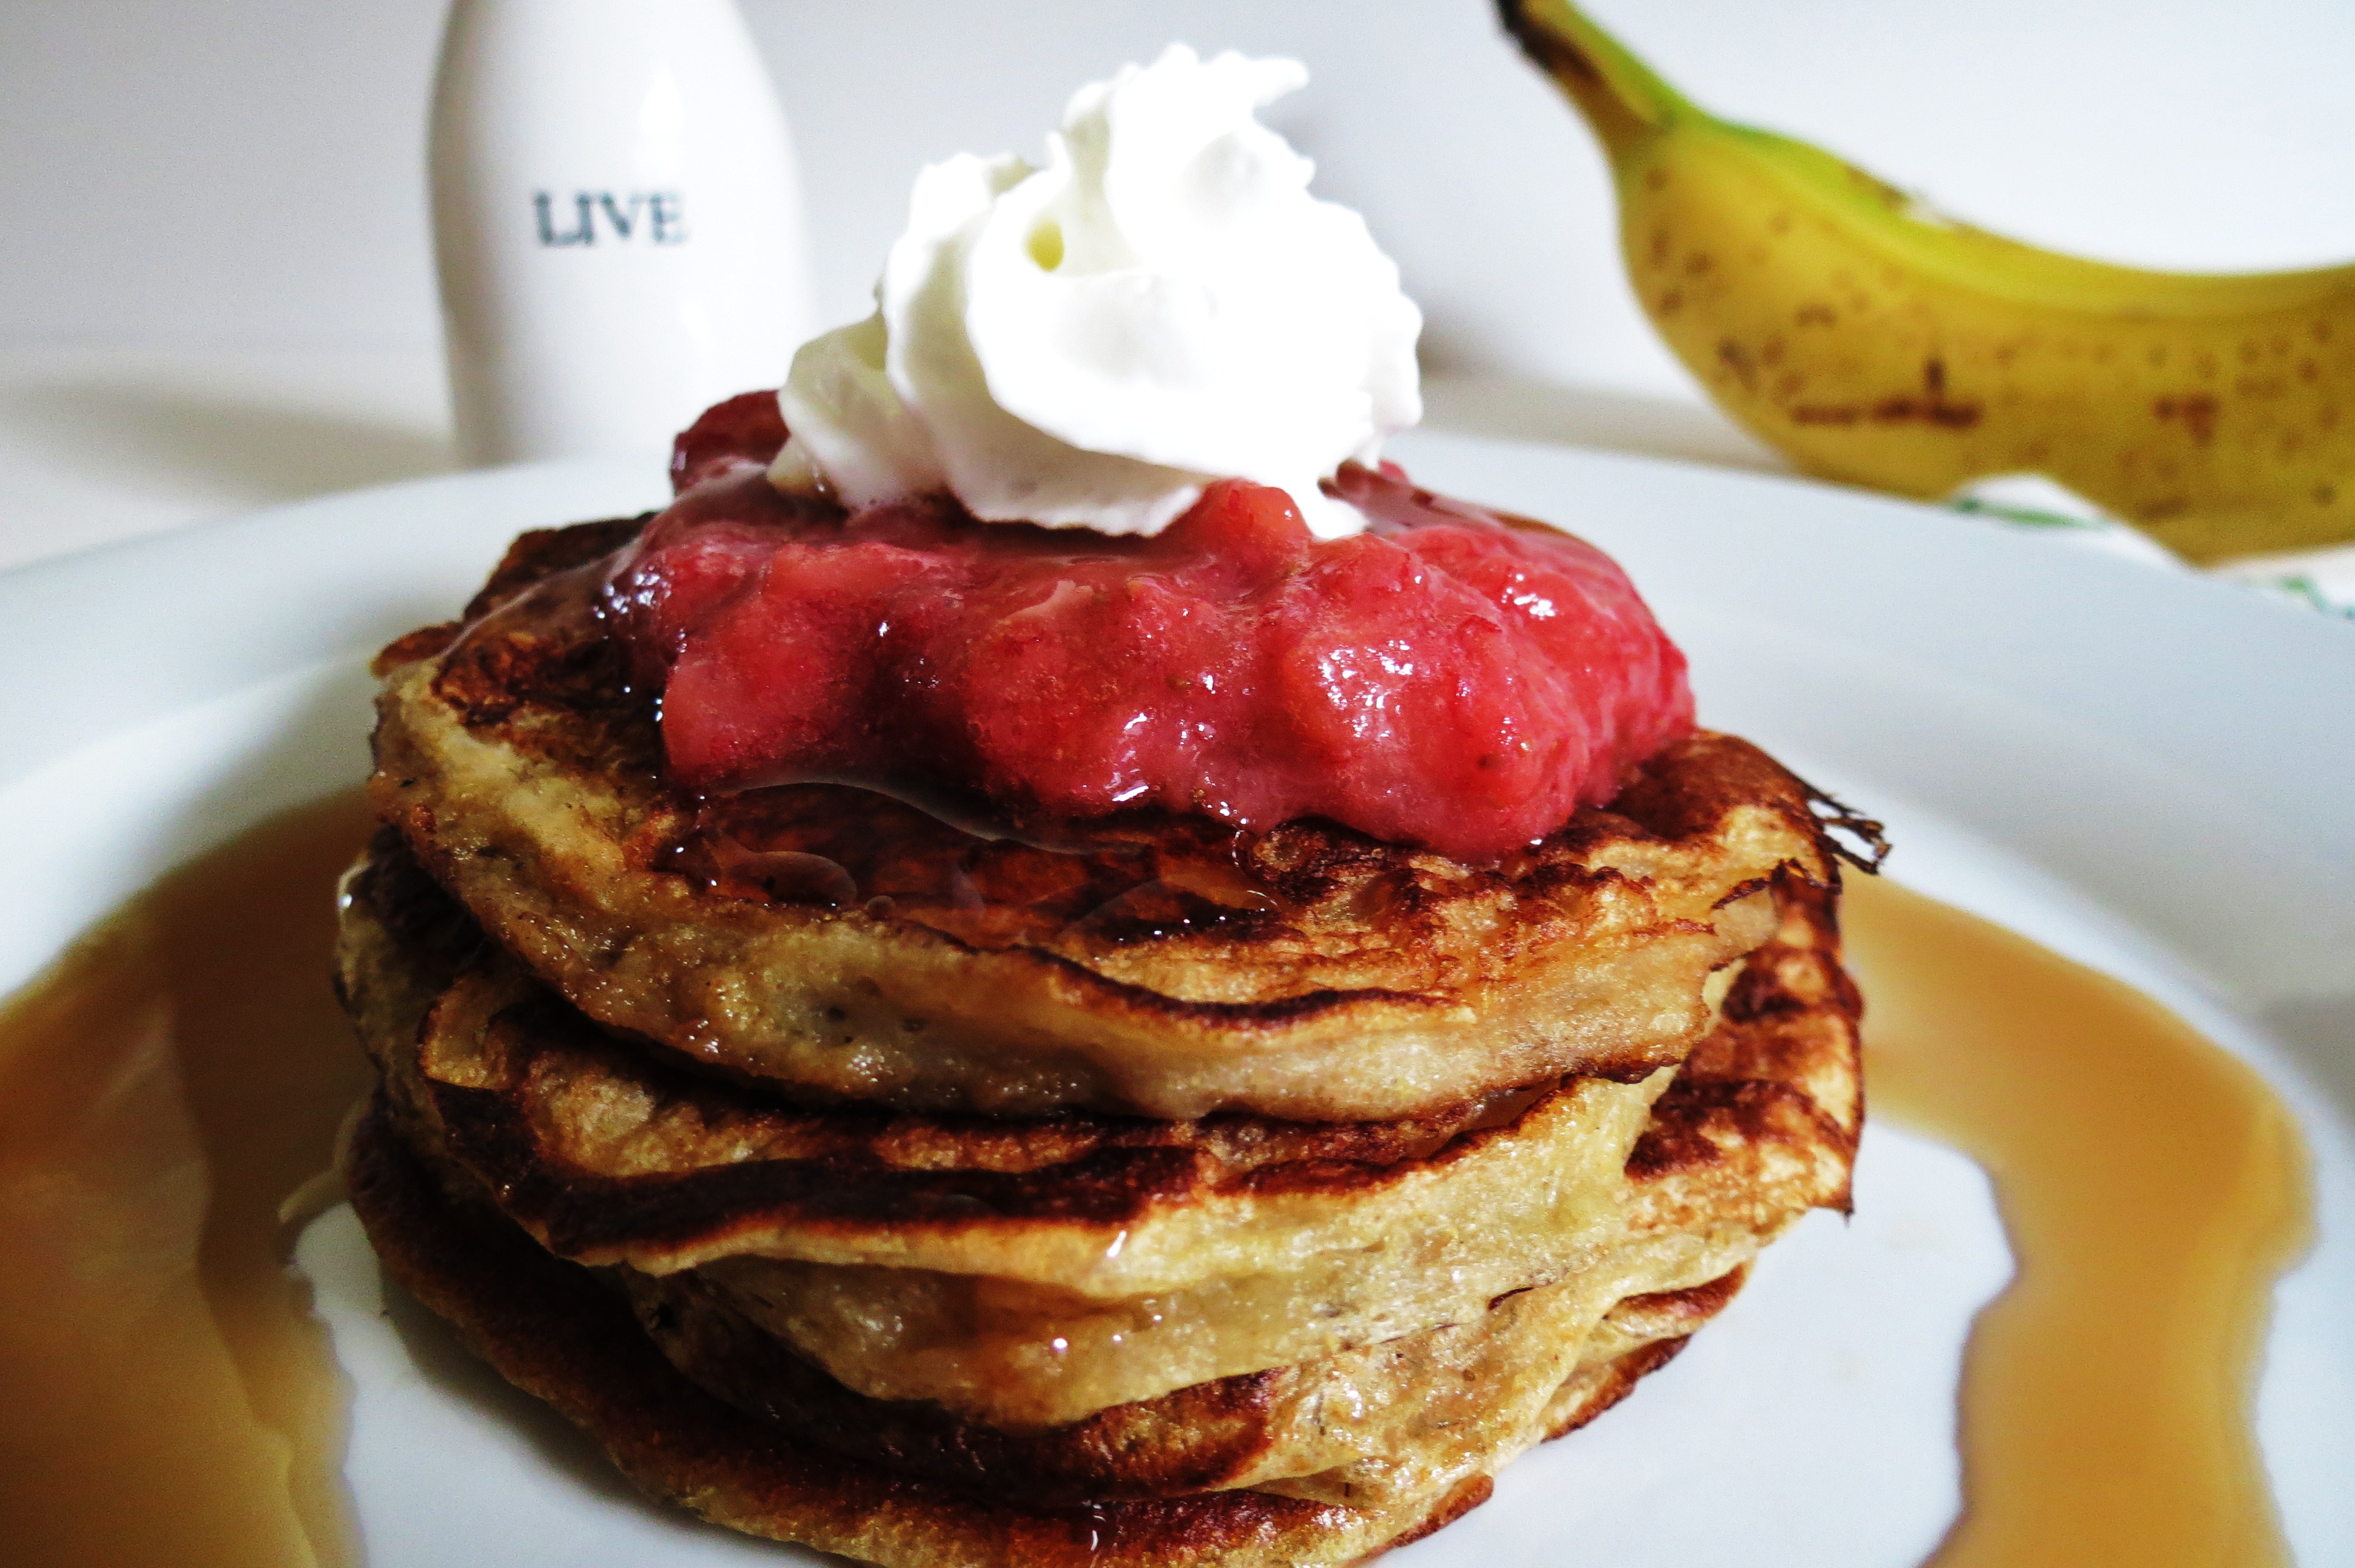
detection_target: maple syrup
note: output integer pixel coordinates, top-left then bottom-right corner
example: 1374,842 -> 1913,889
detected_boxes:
0,796 -> 2315,1565
1847,873 -> 2310,1568
0,792 -> 375,1568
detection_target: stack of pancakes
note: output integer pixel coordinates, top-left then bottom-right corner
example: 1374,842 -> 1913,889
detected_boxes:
339,518 -> 1868,1566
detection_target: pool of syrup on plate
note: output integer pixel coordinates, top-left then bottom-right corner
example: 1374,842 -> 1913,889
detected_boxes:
0,793 -> 2311,1567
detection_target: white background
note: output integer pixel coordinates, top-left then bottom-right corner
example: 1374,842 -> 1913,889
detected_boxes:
7,0 -> 2354,380
2,0 -> 2353,566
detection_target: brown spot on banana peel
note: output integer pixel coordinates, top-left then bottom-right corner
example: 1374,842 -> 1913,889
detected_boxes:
1716,340 -> 1759,393
2154,395 -> 2219,445
1788,358 -> 1982,430
1788,397 -> 1983,431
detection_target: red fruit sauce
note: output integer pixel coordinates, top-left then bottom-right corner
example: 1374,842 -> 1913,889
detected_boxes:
606,393 -> 1694,862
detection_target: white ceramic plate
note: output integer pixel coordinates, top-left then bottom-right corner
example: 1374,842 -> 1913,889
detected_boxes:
3,432 -> 2350,1565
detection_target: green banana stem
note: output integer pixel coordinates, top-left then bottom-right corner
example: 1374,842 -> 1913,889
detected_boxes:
1497,0 -> 1690,160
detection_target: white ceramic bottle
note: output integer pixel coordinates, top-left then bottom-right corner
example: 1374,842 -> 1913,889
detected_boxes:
429,0 -> 816,466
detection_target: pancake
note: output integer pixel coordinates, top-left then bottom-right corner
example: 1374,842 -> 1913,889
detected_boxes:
339,873 -> 1857,1559
340,837 -> 1856,1429
347,1095 -> 1737,1566
612,1259 -> 1747,1510
366,517 -> 1838,1122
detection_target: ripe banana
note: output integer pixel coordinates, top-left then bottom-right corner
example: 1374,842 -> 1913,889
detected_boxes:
1501,0 -> 2355,562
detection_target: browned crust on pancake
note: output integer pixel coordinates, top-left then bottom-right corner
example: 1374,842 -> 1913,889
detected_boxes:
1378,1474 -> 1498,1553
369,521 -> 650,680
469,517 -> 649,621
420,986 -> 1592,1249
623,1264 -> 1292,1506
1544,1337 -> 1689,1442
1627,876 -> 1863,1230
350,1096 -> 1684,1567
615,1257 -> 1747,1511
1541,1270 -> 1746,1441
344,843 -> 1856,1271
343,838 -> 1855,1280
347,833 -> 1604,1243
340,838 -> 1853,1469
368,517 -> 1835,1119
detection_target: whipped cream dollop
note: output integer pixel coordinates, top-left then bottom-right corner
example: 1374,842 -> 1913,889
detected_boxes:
774,45 -> 1423,538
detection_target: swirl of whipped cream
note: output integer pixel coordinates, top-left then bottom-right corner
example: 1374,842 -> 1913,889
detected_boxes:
773,45 -> 1422,539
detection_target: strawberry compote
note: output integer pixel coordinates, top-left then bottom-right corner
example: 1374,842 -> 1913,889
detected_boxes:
608,395 -> 1694,863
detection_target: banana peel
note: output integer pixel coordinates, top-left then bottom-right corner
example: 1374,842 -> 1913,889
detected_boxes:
1501,0 -> 2355,563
